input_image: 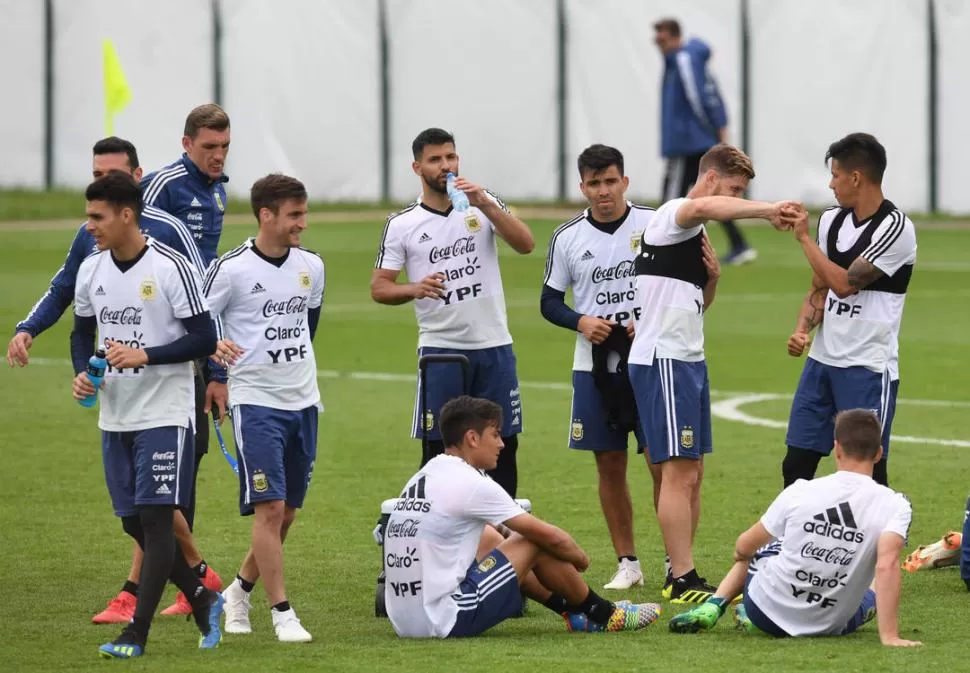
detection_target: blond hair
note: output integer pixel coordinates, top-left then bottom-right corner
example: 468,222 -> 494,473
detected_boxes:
698,144 -> 755,180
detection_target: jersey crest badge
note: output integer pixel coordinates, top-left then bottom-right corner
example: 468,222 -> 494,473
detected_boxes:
571,420 -> 584,441
214,191 -> 225,212
464,213 -> 481,233
477,555 -> 497,572
631,231 -> 642,253
252,469 -> 269,493
139,279 -> 156,301
423,410 -> 434,432
298,271 -> 312,290
680,426 -> 695,449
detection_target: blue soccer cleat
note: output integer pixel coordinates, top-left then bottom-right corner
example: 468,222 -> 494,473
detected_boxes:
198,590 -> 225,650
98,625 -> 145,659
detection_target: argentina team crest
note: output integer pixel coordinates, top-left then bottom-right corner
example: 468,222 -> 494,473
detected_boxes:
139,279 -> 156,301
477,555 -> 497,572
252,469 -> 268,493
571,420 -> 584,441
214,191 -> 225,212
423,411 -> 434,431
464,213 -> 481,233
298,271 -> 311,290
680,426 -> 695,449
631,231 -> 643,253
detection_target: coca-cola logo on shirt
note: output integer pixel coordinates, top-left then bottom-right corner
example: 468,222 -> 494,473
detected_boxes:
262,296 -> 308,318
799,541 -> 856,566
385,518 -> 419,539
100,307 -> 143,325
429,236 -> 476,264
591,260 -> 636,284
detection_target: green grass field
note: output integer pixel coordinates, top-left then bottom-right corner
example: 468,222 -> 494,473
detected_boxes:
0,216 -> 968,673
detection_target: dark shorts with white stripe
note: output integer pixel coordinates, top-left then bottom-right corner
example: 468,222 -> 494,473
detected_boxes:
629,359 -> 713,464
448,549 -> 523,638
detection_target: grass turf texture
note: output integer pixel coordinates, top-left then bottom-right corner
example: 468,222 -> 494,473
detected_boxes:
0,218 -> 967,672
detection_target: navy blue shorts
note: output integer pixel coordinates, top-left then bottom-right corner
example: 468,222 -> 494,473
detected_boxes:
744,541 -> 877,637
101,422 -> 195,517
231,404 -> 318,516
629,359 -> 712,464
448,549 -> 523,638
569,371 -> 646,452
412,345 -> 522,441
786,358 -> 898,456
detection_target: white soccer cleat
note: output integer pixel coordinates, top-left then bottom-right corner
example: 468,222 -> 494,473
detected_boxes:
902,531 -> 963,572
273,607 -> 313,643
222,580 -> 253,634
604,558 -> 644,590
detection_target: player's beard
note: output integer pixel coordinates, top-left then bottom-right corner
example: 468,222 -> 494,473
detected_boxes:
422,171 -> 447,195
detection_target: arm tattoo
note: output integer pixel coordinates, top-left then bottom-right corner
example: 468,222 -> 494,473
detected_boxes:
847,258 -> 885,291
797,285 -> 827,333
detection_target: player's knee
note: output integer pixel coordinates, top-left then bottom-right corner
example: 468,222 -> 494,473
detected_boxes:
782,446 -> 821,486
281,506 -> 298,532
121,515 -> 145,547
594,450 -> 627,481
254,500 -> 285,527
661,458 -> 701,490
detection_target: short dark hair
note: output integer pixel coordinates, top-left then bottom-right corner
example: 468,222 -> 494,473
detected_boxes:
825,132 -> 887,184
577,144 -> 624,180
440,396 -> 503,449
653,18 -> 681,36
92,136 -> 139,169
412,128 -> 455,160
834,409 -> 882,461
85,171 -> 143,218
699,144 -> 756,180
184,103 -> 230,138
250,174 -> 308,220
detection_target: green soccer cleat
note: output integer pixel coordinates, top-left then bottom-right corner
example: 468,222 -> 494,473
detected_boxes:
733,604 -> 760,634
668,601 -> 721,633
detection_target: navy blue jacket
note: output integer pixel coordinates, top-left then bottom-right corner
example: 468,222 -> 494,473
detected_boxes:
140,154 -> 229,266
660,38 -> 728,158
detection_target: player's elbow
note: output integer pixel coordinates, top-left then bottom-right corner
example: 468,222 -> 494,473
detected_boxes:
875,554 -> 898,576
369,278 -> 387,304
831,284 -> 856,299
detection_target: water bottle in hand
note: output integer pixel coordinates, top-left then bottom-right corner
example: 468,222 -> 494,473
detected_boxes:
79,345 -> 107,408
446,172 -> 470,212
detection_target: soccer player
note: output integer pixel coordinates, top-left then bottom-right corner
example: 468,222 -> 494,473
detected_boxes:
541,144 -> 653,590
6,137 -> 220,625
370,128 -> 535,497
71,174 -> 223,658
653,18 -> 755,265
203,174 -> 324,643
782,133 -> 916,488
669,410 -> 920,647
627,144 -> 799,602
384,395 -> 661,638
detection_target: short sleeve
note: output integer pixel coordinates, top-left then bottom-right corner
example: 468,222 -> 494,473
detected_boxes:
861,213 -> 916,277
202,258 -> 232,318
760,481 -> 802,538
309,255 -> 325,310
643,198 -> 702,245
162,254 -> 209,320
882,492 -> 913,544
815,208 -> 838,257
74,258 -> 96,318
375,216 -> 406,271
543,224 -> 573,291
462,477 -> 526,526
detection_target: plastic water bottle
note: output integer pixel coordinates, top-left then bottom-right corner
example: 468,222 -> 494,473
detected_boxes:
79,345 -> 107,408
446,172 -> 470,212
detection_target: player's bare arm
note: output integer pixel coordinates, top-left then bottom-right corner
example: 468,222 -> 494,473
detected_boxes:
370,268 -> 446,305
732,522 -> 774,563
874,532 -> 922,647
503,512 -> 590,571
6,332 -> 32,367
454,177 -> 535,254
701,232 -> 721,310
790,207 -> 857,298
847,257 -> 886,292
676,197 -> 800,230
789,273 -> 827,357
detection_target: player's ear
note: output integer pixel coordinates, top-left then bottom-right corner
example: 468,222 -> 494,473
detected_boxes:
621,175 -> 630,191
874,445 -> 884,465
133,167 -> 143,183
181,135 -> 192,153
411,160 -> 421,176
833,440 -> 843,461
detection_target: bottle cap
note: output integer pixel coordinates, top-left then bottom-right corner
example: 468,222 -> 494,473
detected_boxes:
95,345 -> 107,358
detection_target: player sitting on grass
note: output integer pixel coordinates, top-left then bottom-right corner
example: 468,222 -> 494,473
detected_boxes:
384,395 -> 661,638
668,409 -> 920,647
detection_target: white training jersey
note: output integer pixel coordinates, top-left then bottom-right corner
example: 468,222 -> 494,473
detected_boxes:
384,454 -> 525,638
203,239 -> 325,410
375,194 -> 512,349
628,198 -> 707,366
748,471 -> 911,637
544,204 -> 653,371
74,238 -> 207,432
809,206 -> 916,378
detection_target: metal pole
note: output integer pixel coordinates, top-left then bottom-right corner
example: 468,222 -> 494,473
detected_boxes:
379,0 -> 391,203
556,0 -> 567,201
44,0 -> 54,188
212,0 -> 223,105
927,0 -> 938,212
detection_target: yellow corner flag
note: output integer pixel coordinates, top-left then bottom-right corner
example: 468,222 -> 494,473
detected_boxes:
103,39 -> 131,136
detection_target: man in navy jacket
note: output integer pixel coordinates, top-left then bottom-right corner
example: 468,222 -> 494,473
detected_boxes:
654,18 -> 755,265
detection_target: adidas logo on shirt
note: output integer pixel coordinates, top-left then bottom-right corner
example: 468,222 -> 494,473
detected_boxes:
580,250 -> 595,261
250,282 -> 266,295
155,483 -> 172,495
95,285 -> 106,296
190,197 -> 202,208
803,502 -> 865,542
418,233 -> 432,244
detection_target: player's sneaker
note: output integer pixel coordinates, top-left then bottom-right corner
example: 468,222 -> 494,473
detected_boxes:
197,590 -> 225,650
902,531 -> 963,572
98,624 -> 145,659
670,575 -> 718,604
92,590 -> 136,624
733,604 -> 760,634
272,607 -> 313,643
722,247 -> 758,266
604,558 -> 644,590
161,566 -> 223,616
222,579 -> 253,634
563,602 -> 661,632
668,601 -> 721,633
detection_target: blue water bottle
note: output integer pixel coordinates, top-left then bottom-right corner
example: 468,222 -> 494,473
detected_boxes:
446,172 -> 470,212
79,345 -> 107,408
